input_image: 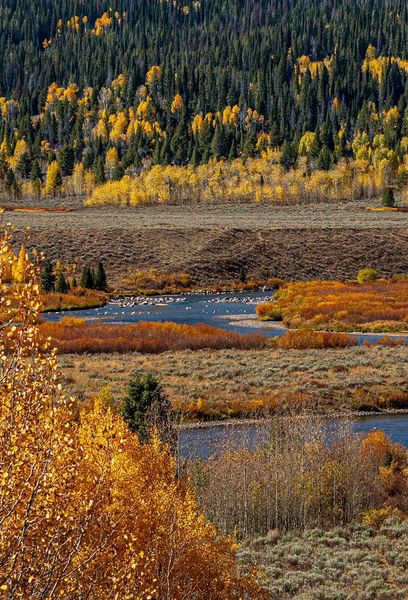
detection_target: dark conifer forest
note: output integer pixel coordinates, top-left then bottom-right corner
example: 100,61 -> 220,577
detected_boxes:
0,0 -> 407,191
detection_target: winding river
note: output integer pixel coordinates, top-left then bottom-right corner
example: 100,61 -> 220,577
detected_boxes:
45,289 -> 408,344
44,290 -> 408,458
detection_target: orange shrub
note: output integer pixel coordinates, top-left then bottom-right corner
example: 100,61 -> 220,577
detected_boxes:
259,276 -> 408,333
58,316 -> 87,328
42,288 -> 108,311
40,319 -> 267,354
275,330 -> 358,349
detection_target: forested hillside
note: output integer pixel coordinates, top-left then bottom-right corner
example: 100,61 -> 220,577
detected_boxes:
0,0 -> 407,199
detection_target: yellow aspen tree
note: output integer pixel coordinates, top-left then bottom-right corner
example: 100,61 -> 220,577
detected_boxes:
71,162 -> 86,195
105,147 -> 119,179
12,244 -> 28,283
145,65 -> 162,86
9,139 -> 29,171
171,93 -> 184,114
43,160 -> 63,196
0,238 -> 15,283
0,137 -> 10,157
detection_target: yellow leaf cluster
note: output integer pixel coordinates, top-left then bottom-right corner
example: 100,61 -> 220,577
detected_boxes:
145,66 -> 162,86
362,49 -> 408,83
46,82 -> 79,108
171,93 -> 184,113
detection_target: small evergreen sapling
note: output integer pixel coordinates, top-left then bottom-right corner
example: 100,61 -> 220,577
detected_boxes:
121,372 -> 176,446
382,187 -> 395,208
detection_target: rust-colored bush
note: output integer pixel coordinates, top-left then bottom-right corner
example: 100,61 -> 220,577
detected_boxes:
275,330 -> 358,349
40,319 -> 267,354
42,288 -> 108,311
122,268 -> 192,292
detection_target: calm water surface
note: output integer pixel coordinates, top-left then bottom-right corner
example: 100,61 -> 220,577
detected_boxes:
44,289 -> 407,343
179,414 -> 408,460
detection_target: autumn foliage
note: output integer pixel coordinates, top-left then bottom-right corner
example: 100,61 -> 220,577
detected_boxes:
258,276 -> 408,333
275,330 -> 359,349
41,288 -> 108,311
40,319 -> 266,354
0,232 -> 262,598
85,156 -> 396,207
194,417 -> 408,538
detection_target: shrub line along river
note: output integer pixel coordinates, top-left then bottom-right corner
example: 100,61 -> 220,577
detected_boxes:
45,289 -> 408,344
44,289 -> 408,457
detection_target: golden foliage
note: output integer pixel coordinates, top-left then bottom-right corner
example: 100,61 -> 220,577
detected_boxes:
40,319 -> 266,354
258,277 -> 408,332
363,53 -> 408,82
0,230 -> 262,598
145,65 -> 162,86
86,156 -> 389,207
171,93 -> 184,113
43,160 -> 62,196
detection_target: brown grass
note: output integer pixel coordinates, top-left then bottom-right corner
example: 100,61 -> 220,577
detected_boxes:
6,202 -> 408,287
58,345 -> 408,418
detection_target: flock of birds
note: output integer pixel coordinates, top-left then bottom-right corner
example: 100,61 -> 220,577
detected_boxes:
93,290 -> 274,319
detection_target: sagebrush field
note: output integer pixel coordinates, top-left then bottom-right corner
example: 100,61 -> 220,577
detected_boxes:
6,202 -> 408,287
59,345 -> 408,419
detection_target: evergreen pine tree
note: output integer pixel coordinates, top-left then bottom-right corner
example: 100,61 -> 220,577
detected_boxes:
58,145 -> 75,176
16,152 -> 32,179
55,272 -> 68,294
4,167 -> 17,196
95,261 -> 107,291
171,112 -> 189,165
228,139 -> 237,161
40,259 -> 55,292
112,164 -> 125,180
280,141 -> 297,171
80,266 -> 94,289
190,143 -> 201,167
211,123 -> 226,159
160,138 -> 172,165
30,160 -> 42,186
152,140 -> 162,165
241,130 -> 257,161
382,187 -> 395,208
318,145 -> 332,170
93,156 -> 106,184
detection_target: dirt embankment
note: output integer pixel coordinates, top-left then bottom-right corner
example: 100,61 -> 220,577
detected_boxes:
11,226 -> 408,286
